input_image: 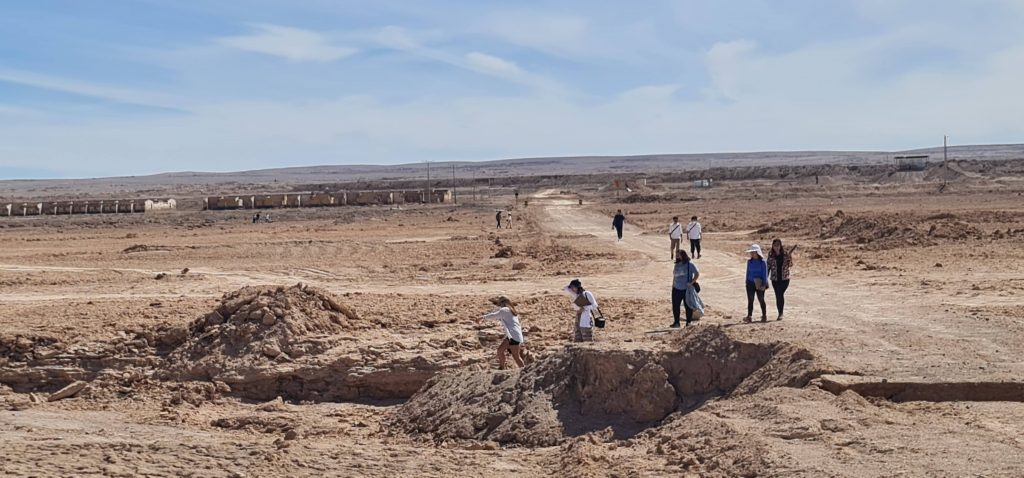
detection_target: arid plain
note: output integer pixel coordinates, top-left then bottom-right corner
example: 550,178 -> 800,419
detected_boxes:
2,157 -> 1024,477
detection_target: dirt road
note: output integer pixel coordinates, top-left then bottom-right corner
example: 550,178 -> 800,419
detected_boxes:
532,190 -> 1023,383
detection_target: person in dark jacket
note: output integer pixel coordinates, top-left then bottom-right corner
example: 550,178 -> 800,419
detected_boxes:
768,238 -> 795,321
495,210 -> 502,229
671,250 -> 700,328
744,244 -> 769,323
612,210 -> 626,241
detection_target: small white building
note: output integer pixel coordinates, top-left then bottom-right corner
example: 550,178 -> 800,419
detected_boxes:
144,199 -> 177,212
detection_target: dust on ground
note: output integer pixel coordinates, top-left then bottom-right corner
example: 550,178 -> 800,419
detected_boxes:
3,162 -> 1024,477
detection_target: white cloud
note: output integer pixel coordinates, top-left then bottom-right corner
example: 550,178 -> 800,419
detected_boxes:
0,68 -> 184,110
217,24 -> 357,62
464,52 -> 524,77
477,13 -> 589,58
703,40 -> 757,101
367,26 -> 562,93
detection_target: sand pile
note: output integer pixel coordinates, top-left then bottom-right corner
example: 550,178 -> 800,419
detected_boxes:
163,284 -> 473,402
166,283 -> 360,381
396,327 -> 832,446
819,212 -> 987,250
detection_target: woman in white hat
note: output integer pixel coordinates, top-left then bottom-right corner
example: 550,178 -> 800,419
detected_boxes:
744,244 -> 769,322
481,295 -> 525,369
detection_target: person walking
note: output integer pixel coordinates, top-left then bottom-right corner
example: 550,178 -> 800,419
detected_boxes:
480,295 -> 525,369
744,244 -> 769,323
671,250 -> 700,328
495,210 -> 503,229
565,279 -> 597,342
668,217 -> 683,260
686,216 -> 702,258
612,210 -> 626,241
505,209 -> 513,229
768,238 -> 795,321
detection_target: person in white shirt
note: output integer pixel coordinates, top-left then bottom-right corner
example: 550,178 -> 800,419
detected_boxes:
686,216 -> 703,259
668,216 -> 683,260
480,295 -> 525,369
505,209 -> 513,229
565,279 -> 597,342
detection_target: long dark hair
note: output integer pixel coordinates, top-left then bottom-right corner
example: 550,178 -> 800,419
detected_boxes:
769,238 -> 785,258
676,250 -> 691,263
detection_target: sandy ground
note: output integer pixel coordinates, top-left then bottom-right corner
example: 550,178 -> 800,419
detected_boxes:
2,174 -> 1024,477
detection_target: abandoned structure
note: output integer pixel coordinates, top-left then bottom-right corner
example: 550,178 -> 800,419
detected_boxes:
894,155 -> 929,171
1,199 -> 156,217
204,189 -> 451,210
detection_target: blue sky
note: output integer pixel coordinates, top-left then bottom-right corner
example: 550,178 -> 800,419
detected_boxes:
1,0 -> 1023,178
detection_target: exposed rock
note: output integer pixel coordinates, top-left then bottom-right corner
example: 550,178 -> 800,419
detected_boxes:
48,381 -> 88,402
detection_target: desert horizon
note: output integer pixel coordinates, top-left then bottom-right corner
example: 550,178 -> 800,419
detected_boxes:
4,1 -> 1024,476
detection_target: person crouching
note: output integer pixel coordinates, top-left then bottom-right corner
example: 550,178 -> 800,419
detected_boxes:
481,295 -> 525,369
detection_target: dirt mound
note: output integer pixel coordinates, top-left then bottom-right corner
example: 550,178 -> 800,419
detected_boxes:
819,214 -> 930,249
166,283 -> 360,380
162,284 -> 472,402
396,327 -> 832,446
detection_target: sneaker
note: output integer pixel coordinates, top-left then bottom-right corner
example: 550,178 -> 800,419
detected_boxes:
669,323 -> 681,329
760,316 -> 767,323
685,322 -> 694,327
777,315 -> 784,321
743,316 -> 752,323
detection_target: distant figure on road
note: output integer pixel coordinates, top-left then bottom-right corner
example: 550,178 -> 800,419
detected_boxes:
671,250 -> 701,328
565,279 -> 597,342
744,244 -> 769,323
505,209 -> 513,229
668,216 -> 683,260
481,295 -> 525,369
612,210 -> 626,241
252,212 -> 261,224
495,210 -> 502,229
768,238 -> 796,321
686,216 -> 702,258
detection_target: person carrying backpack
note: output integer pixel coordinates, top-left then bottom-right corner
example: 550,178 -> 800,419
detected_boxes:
686,216 -> 702,258
668,216 -> 683,260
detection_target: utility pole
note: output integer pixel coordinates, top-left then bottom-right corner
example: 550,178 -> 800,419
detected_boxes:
451,163 -> 457,204
943,135 -> 948,168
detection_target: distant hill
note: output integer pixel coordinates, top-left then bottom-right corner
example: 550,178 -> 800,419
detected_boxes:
1,144 -> 1021,198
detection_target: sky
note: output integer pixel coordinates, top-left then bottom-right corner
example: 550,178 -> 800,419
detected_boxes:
1,0 -> 1023,179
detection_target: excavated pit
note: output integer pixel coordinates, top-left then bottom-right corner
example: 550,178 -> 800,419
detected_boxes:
396,326 -> 835,446
162,284 -> 470,402
816,374 -> 1024,402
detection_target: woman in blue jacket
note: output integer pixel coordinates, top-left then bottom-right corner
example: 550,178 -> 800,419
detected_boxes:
744,244 -> 769,323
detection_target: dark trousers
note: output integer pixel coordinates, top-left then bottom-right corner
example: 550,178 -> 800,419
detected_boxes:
615,226 -> 623,239
672,287 -> 693,325
745,281 -> 766,318
772,279 -> 790,315
690,239 -> 701,256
